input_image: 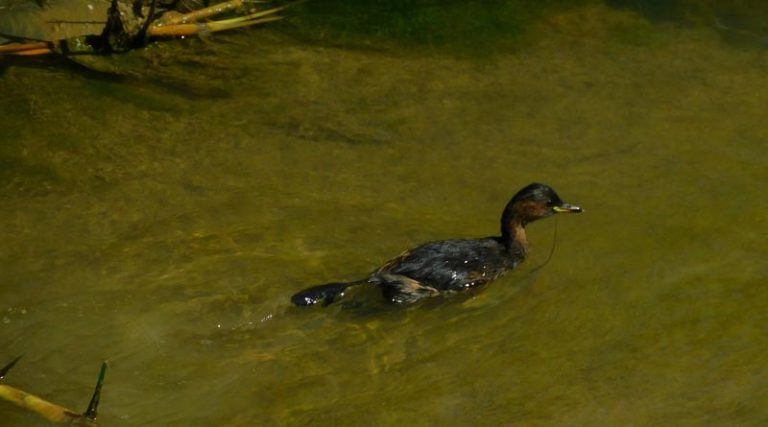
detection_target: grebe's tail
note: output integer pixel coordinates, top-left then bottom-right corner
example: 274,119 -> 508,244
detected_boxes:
291,280 -> 366,307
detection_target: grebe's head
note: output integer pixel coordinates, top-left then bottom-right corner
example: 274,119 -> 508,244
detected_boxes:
502,183 -> 582,228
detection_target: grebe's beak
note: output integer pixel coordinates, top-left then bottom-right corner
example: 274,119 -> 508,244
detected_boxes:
553,203 -> 583,213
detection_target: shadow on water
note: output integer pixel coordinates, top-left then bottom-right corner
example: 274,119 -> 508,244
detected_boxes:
4,53 -> 232,101
608,0 -> 768,47
281,0 -> 587,52
280,0 -> 768,51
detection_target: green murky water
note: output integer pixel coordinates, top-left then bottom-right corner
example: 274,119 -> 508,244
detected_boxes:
1,4 -> 767,426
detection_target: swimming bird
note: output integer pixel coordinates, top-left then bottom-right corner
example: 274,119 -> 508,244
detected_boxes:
291,183 -> 582,307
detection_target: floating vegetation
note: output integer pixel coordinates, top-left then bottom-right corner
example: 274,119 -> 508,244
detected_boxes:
0,0 -> 303,57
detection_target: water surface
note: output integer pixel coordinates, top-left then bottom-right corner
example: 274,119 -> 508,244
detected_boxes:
1,5 -> 767,426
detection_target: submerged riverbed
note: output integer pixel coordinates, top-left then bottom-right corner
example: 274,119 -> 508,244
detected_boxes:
1,4 -> 767,426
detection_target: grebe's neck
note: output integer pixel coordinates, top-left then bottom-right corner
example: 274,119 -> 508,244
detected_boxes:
501,217 -> 528,257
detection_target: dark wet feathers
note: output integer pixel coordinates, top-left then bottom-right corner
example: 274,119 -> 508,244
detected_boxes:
290,183 -> 581,307
374,237 -> 521,292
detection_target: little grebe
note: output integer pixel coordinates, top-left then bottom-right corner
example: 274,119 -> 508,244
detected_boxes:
291,183 -> 581,306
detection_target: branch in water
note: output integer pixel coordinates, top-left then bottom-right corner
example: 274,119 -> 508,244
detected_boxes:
0,356 -> 107,426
